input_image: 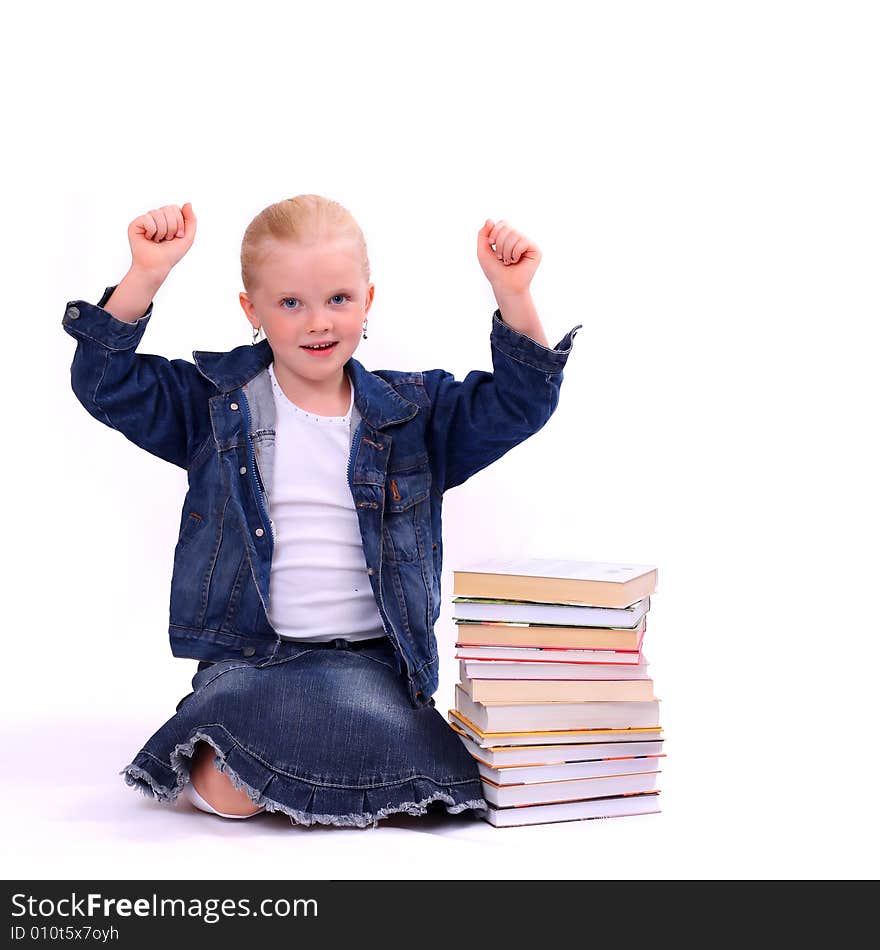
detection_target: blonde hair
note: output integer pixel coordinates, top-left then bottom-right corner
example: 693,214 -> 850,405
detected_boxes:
240,194 -> 370,295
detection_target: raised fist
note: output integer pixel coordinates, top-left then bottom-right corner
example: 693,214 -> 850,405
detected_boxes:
127,202 -> 197,276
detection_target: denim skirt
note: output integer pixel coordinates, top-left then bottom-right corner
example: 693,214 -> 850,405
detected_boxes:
119,635 -> 487,829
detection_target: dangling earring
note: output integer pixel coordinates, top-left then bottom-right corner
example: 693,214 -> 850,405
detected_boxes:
252,325 -> 261,344
362,319 -> 368,340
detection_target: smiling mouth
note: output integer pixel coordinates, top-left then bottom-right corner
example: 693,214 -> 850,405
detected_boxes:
301,342 -> 339,351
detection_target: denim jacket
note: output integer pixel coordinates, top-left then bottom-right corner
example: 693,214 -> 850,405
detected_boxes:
62,285 -> 581,708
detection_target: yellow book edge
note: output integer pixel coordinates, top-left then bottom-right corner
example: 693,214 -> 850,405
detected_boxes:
447,718 -> 665,756
447,708 -> 664,742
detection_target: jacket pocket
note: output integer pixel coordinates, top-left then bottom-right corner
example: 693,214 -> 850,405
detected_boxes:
383,470 -> 430,561
177,511 -> 206,549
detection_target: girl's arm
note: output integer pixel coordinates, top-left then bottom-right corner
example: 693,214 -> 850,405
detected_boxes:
62,203 -> 214,470
423,309 -> 580,493
424,219 -> 581,493
102,265 -> 166,324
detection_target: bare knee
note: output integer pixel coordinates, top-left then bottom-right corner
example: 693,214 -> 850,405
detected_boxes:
189,741 -> 263,817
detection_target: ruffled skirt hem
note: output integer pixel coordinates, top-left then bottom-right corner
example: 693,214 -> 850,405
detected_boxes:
120,726 -> 488,830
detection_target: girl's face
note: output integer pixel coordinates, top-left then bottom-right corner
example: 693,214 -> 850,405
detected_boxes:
240,236 -> 373,385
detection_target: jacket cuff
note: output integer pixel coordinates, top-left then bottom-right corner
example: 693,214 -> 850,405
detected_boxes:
61,285 -> 154,351
490,309 -> 582,373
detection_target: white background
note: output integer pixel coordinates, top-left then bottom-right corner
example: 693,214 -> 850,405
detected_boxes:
2,0 -> 878,880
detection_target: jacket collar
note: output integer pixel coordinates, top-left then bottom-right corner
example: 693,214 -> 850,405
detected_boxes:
192,339 -> 418,430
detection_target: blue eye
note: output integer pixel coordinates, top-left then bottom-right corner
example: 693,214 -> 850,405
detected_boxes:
280,294 -> 351,309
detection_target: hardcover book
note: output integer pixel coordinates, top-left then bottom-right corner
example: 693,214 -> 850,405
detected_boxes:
459,671 -> 657,703
448,720 -> 664,766
453,558 -> 658,608
447,708 -> 663,747
459,657 -> 650,681
452,596 -> 650,628
480,770 -> 660,807
483,792 -> 661,827
476,755 -> 665,784
455,619 -> 645,651
456,644 -> 644,665
455,685 -> 661,732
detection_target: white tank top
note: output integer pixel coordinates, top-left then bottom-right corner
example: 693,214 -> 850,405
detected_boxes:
265,362 -> 386,642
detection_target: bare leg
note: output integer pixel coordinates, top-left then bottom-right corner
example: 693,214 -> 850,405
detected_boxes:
188,740 -> 265,817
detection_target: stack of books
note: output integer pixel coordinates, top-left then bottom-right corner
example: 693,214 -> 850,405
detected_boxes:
447,558 -> 662,828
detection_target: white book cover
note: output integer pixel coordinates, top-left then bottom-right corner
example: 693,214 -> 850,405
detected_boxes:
452,728 -> 665,766
460,658 -> 650,680
455,645 -> 645,664
483,793 -> 661,827
477,755 -> 665,784
482,770 -> 660,807
452,597 -> 650,628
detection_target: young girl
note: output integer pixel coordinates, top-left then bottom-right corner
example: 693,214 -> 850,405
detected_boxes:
62,195 -> 581,828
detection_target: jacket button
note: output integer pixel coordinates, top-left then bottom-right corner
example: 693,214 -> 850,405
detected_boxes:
415,690 -> 423,699
367,567 -> 375,575
242,646 -> 256,657
240,466 -> 247,474
254,527 -> 264,537
230,402 -> 239,411
65,306 -> 80,320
